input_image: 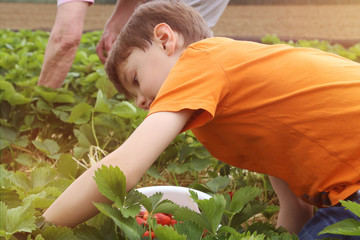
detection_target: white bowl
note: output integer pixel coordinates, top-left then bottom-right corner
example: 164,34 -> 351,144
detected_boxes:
136,186 -> 212,212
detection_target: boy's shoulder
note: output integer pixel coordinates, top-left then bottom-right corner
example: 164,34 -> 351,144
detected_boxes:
185,37 -> 270,56
187,37 -> 236,49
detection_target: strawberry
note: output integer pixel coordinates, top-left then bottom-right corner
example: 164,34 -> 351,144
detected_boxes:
142,230 -> 155,239
143,210 -> 149,220
170,219 -> 177,226
154,213 -> 171,225
136,216 -> 146,226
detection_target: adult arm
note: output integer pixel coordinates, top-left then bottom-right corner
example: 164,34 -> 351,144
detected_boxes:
269,176 -> 313,234
96,0 -> 144,63
37,2 -> 88,89
43,110 -> 193,227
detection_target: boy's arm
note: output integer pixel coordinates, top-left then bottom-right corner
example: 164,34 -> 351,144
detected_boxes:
43,110 -> 193,227
269,176 -> 313,234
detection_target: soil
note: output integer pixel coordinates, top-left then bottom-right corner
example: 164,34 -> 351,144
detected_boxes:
1,2 -> 360,47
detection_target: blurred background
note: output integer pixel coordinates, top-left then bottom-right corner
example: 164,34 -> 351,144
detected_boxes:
1,0 -> 360,46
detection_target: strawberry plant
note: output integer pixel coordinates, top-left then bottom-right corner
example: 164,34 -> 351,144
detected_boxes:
1,29 -> 360,239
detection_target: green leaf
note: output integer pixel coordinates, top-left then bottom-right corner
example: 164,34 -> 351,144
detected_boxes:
74,224 -> 105,240
94,90 -> 110,113
57,154 -> 78,179
154,225 -> 186,240
0,126 -> 17,150
230,187 -> 263,214
0,189 -> 21,208
0,201 -> 36,236
67,102 -> 92,124
12,171 -> 31,191
15,153 -> 36,167
112,101 -> 138,118
194,194 -> 226,234
0,80 -> 32,105
94,203 -> 142,240
41,225 -> 78,240
32,139 -> 59,156
318,218 -> 360,236
340,200 -> 360,218
34,86 -> 75,103
146,166 -> 165,181
30,167 -> 56,188
93,165 -> 126,205
174,220 -> 203,239
206,176 -> 230,193
153,200 -> 180,215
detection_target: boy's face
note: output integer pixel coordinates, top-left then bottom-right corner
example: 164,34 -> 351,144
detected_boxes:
119,24 -> 183,110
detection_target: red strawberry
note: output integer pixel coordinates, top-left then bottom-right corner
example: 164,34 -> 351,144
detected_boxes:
142,230 -> 155,239
170,219 -> 177,226
154,213 -> 171,225
136,217 -> 146,226
143,210 -> 149,220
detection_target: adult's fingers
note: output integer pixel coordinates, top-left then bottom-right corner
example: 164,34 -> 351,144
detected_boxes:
96,38 -> 107,64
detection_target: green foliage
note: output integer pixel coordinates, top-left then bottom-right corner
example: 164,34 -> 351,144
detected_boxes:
1,29 -> 360,239
318,200 -> 360,237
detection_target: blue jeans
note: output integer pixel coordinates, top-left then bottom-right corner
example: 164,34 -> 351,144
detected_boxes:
298,191 -> 360,240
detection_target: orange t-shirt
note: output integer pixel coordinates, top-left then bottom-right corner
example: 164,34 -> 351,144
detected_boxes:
148,37 -> 360,206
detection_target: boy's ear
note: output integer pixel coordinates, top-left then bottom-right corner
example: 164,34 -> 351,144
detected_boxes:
153,23 -> 176,56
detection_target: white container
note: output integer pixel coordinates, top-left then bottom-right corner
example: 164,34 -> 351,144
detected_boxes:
136,186 -> 212,212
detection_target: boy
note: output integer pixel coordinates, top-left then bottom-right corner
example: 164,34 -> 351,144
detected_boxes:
43,1 -> 360,239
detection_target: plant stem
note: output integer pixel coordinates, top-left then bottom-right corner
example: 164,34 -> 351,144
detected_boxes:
91,110 -> 99,147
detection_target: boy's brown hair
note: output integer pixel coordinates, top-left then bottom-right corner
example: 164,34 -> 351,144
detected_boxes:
105,0 -> 212,98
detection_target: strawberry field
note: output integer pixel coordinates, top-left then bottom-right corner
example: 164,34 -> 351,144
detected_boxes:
1,29 -> 360,239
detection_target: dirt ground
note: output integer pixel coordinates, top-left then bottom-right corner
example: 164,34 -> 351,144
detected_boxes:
1,2 -> 360,47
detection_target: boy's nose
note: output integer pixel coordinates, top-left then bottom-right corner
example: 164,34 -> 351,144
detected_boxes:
136,96 -> 148,110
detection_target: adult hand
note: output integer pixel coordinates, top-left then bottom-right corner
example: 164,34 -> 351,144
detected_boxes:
96,23 -> 120,64
96,0 -> 144,63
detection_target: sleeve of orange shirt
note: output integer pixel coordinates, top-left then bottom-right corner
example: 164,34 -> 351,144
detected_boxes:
148,46 -> 230,131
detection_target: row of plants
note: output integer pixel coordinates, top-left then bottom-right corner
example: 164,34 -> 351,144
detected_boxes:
1,29 -> 360,239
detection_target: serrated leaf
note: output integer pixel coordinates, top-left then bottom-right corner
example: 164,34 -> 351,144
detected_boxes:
67,102 -> 92,124
194,194 -> 226,234
231,201 -> 267,227
206,176 -> 230,193
0,189 -> 21,208
340,200 -> 360,218
12,171 -> 31,191
74,224 -> 105,240
94,90 -> 110,113
174,220 -> 203,239
94,203 -> 142,240
41,225 -> 78,240
93,165 -> 126,205
30,167 -> 56,188
153,200 -> 180,215
0,126 -> 17,142
318,218 -> 360,236
149,192 -> 165,210
175,207 -> 209,232
112,101 -> 138,118
32,139 -> 59,156
0,201 -> 36,235
0,80 -> 32,105
15,153 -> 37,167
217,225 -> 239,236
230,187 -> 263,214
146,166 -> 165,181
57,154 -> 78,179
154,224 -> 186,240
